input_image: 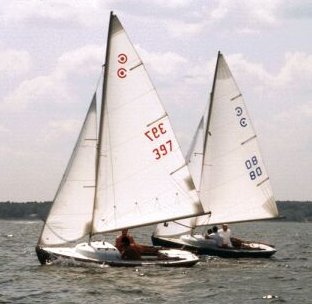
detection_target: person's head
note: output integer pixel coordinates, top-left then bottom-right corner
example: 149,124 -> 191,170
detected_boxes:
121,236 -> 130,247
121,229 -> 128,236
222,224 -> 228,231
212,226 -> 218,233
207,228 -> 212,235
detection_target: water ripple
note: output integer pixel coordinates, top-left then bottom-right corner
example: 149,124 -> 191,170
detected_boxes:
1,220 -> 312,304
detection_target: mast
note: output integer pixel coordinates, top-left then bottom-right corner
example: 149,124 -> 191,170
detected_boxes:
195,51 -> 221,225
202,51 -> 221,167
89,11 -> 114,241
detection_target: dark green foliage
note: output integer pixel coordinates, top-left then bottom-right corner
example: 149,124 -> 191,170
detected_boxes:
276,201 -> 312,222
0,201 -> 52,220
0,201 -> 311,222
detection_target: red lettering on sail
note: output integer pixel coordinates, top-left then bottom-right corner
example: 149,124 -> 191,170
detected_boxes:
144,123 -> 167,141
152,140 -> 173,160
145,123 -> 172,159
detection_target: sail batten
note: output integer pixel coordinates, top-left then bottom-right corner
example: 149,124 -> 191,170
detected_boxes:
241,135 -> 257,145
231,93 -> 242,101
147,113 -> 168,127
257,177 -> 270,187
129,62 -> 143,71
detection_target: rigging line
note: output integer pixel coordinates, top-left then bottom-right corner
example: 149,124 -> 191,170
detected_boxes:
94,65 -> 105,93
89,11 -> 114,242
104,98 -> 118,227
201,52 -> 221,189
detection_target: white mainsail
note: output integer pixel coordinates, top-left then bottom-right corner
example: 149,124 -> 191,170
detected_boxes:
39,12 -> 207,247
39,95 -> 97,245
155,52 -> 278,237
92,13 -> 204,234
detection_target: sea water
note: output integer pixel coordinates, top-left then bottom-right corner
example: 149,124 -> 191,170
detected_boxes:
0,220 -> 311,303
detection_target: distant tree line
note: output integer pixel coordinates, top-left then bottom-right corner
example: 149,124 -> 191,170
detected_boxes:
275,201 -> 312,222
0,201 -> 52,220
0,200 -> 311,222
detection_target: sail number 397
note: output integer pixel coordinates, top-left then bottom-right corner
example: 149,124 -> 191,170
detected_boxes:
144,123 -> 173,160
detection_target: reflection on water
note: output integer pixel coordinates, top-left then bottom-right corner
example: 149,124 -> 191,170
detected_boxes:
0,220 -> 311,304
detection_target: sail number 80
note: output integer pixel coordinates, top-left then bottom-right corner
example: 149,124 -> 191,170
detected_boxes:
245,156 -> 262,181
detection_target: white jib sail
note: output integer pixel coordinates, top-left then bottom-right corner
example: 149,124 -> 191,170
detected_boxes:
199,52 -> 278,225
155,52 -> 278,237
92,14 -> 204,234
39,95 -> 97,246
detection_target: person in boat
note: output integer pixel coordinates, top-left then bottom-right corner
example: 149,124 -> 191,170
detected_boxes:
115,229 -> 136,252
115,228 -> 158,255
205,225 -> 223,247
120,236 -> 141,260
204,228 -> 213,237
218,224 -> 233,248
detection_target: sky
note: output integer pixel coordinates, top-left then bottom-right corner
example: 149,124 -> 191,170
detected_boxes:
0,0 -> 311,202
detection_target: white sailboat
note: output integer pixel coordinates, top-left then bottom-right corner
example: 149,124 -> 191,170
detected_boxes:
35,12 -> 209,267
152,52 -> 279,258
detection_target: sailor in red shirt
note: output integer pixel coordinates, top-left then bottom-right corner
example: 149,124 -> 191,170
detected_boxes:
115,229 -> 136,252
115,228 -> 159,256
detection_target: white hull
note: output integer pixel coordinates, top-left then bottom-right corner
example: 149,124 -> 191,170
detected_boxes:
36,241 -> 199,267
